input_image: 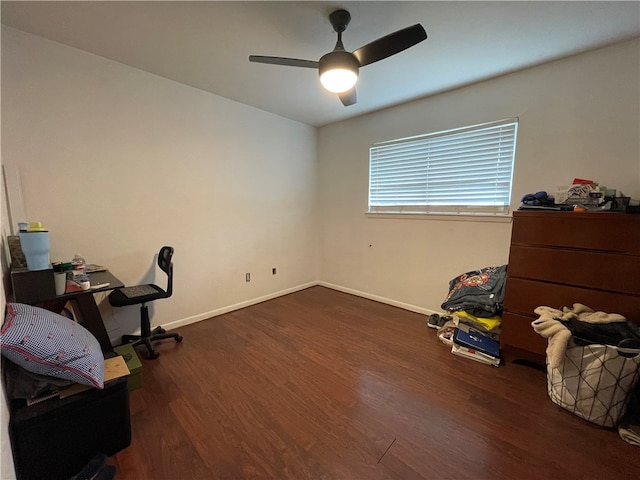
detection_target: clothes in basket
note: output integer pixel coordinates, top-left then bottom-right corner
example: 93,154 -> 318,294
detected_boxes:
547,342 -> 640,428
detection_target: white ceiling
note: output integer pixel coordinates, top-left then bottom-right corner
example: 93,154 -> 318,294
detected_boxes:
2,1 -> 639,127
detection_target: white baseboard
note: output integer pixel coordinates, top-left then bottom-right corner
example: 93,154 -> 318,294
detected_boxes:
316,281 -> 436,317
158,280 -> 437,334
160,281 -> 319,331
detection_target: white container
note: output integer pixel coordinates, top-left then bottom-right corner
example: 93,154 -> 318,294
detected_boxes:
54,272 -> 67,295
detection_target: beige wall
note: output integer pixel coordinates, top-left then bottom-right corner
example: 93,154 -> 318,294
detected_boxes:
317,39 -> 640,314
1,26 -> 319,342
1,28 -> 319,477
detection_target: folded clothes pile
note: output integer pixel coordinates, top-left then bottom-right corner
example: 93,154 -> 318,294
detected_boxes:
441,265 -> 507,318
521,191 -> 556,206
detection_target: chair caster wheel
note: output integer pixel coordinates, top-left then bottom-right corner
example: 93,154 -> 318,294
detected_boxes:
149,351 -> 160,360
158,327 -> 166,334
176,335 -> 183,343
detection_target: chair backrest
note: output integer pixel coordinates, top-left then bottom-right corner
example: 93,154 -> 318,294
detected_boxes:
158,246 -> 174,297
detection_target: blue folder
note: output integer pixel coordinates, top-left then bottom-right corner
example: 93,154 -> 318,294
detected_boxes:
453,327 -> 500,358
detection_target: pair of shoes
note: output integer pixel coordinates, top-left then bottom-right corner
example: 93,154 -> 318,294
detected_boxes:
428,314 -> 454,329
95,466 -> 116,480
67,454 -> 116,480
68,454 -> 106,480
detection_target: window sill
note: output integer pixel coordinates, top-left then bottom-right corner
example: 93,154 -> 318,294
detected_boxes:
365,212 -> 513,223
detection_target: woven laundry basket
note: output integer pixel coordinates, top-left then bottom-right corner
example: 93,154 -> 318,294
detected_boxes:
547,342 -> 640,427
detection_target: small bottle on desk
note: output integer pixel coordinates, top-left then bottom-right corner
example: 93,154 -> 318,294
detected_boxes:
72,254 -> 86,276
78,275 -> 91,291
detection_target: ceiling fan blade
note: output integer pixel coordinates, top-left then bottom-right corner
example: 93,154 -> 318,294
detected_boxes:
339,88 -> 357,107
352,24 -> 427,67
249,55 -> 319,69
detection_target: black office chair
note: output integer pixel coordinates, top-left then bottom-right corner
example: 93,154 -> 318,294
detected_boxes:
108,246 -> 182,359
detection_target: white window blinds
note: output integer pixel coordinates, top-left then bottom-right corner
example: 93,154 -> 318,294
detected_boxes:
369,119 -> 518,215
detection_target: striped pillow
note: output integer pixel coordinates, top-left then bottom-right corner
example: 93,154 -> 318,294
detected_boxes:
1,303 -> 104,388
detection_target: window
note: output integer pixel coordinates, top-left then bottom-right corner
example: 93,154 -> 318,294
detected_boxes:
368,118 -> 518,216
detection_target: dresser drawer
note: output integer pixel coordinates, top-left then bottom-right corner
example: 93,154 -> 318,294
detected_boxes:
501,312 -> 547,356
507,245 -> 640,295
503,211 -> 640,364
511,211 -> 640,254
503,277 -> 640,320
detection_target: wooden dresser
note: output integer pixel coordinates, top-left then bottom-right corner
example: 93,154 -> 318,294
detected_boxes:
501,210 -> 640,364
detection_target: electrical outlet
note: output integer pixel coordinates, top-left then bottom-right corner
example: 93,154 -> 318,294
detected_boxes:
272,267 -> 276,275
246,273 -> 250,282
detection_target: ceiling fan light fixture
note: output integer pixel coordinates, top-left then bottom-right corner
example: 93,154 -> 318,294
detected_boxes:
319,51 -> 359,93
320,68 -> 358,93
249,9 -> 427,107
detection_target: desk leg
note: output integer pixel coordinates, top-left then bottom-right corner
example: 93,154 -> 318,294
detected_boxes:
72,293 -> 113,354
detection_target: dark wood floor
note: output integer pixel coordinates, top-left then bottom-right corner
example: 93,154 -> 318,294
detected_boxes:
111,286 -> 638,479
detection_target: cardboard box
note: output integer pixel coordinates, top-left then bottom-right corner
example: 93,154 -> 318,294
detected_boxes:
114,343 -> 143,392
57,355 -> 130,399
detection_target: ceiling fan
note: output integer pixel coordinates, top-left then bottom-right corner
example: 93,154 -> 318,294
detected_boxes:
249,9 -> 427,106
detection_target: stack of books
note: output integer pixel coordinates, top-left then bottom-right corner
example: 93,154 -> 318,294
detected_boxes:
451,327 -> 501,367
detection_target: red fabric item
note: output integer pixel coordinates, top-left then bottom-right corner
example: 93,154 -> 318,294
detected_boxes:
572,178 -> 594,184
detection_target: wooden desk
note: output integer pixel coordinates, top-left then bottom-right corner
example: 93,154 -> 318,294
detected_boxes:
6,269 -> 131,480
10,269 -> 124,353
